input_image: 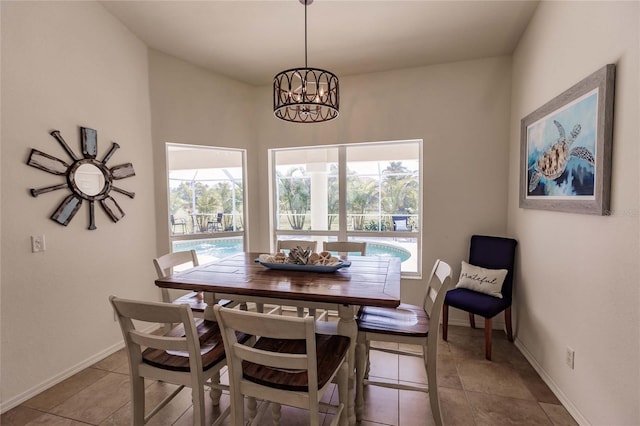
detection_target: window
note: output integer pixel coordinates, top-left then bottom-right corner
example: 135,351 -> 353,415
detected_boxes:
166,144 -> 247,262
271,140 -> 421,276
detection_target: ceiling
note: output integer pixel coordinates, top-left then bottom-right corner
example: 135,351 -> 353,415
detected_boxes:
101,0 -> 539,87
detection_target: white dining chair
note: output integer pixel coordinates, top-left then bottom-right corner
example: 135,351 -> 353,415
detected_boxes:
214,305 -> 349,426
355,259 -> 453,426
110,296 -> 252,426
153,250 -> 240,331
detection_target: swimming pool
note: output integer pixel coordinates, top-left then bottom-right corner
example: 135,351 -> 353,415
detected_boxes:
173,238 -> 411,262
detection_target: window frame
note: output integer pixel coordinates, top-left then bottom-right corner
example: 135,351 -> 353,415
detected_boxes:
269,140 -> 422,278
166,143 -> 248,254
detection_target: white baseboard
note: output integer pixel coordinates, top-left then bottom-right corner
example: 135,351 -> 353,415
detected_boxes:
514,338 -> 588,425
0,323 -> 157,414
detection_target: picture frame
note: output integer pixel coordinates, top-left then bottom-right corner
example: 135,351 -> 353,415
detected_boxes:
519,64 -> 615,215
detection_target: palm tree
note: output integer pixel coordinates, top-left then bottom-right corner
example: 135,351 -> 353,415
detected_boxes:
382,161 -> 418,216
348,176 -> 379,230
278,167 -> 310,230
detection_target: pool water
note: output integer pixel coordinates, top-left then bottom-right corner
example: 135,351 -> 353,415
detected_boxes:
173,237 -> 411,262
173,237 -> 244,259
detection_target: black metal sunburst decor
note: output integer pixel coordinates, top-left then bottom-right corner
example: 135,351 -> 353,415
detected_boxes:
27,127 -> 135,230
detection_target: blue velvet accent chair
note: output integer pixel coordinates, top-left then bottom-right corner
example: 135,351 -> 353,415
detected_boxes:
442,235 -> 518,360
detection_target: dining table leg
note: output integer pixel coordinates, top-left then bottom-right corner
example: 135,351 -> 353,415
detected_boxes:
202,292 -> 223,404
337,304 -> 357,426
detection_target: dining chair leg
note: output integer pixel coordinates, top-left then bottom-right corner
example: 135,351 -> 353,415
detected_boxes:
131,375 -> 145,425
247,396 -> 257,421
272,403 -> 282,425
505,306 -> 513,342
337,362 -> 349,426
193,387 -> 207,426
355,339 -> 367,420
469,312 -> 476,328
442,305 -> 449,341
209,371 -> 222,405
424,343 -> 443,426
231,386 -> 245,425
484,318 -> 493,360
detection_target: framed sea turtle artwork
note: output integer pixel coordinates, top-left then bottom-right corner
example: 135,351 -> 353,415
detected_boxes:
519,64 -> 615,215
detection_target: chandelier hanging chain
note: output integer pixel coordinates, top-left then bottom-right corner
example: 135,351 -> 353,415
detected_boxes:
304,0 -> 309,68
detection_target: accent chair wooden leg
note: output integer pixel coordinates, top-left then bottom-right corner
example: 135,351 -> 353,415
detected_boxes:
505,306 -> 513,342
442,304 -> 449,341
469,312 -> 476,328
484,318 -> 492,360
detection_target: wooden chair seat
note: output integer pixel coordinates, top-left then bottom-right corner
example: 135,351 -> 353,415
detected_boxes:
143,319 -> 251,372
243,334 -> 350,391
173,291 -> 235,312
356,303 -> 429,337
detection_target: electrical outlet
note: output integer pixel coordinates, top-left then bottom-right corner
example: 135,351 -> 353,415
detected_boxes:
31,235 -> 46,253
566,347 -> 575,369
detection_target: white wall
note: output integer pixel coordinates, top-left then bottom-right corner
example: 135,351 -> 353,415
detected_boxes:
508,2 -> 639,424
1,1 -> 156,409
146,50 -> 255,256
254,57 -> 513,304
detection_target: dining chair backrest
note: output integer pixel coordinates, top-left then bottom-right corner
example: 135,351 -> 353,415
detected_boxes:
214,305 -> 349,426
153,250 -> 205,332
323,241 -> 367,256
153,249 -> 199,278
110,295 -> 203,374
276,239 -> 318,253
423,259 -> 453,348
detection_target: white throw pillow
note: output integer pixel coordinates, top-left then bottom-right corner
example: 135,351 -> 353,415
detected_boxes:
455,261 -> 508,299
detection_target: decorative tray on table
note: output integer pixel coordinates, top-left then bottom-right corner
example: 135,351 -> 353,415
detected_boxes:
255,248 -> 351,273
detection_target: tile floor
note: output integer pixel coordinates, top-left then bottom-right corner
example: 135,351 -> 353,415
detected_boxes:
2,324 -> 578,426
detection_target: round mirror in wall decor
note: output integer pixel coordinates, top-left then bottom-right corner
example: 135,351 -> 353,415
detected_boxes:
26,126 -> 135,230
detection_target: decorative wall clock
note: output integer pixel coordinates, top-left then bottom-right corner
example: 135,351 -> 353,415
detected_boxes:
27,127 -> 135,230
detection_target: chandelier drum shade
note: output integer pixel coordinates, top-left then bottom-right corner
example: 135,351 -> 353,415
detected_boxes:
273,0 -> 339,123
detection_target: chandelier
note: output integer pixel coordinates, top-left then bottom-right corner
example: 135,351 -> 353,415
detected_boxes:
273,0 -> 339,123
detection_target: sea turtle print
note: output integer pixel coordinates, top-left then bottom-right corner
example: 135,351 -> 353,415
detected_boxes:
528,120 -> 595,192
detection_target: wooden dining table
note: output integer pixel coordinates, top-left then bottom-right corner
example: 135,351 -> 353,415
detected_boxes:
155,251 -> 401,425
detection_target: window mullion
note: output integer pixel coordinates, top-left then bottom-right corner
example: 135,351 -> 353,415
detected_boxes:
338,146 -> 347,240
